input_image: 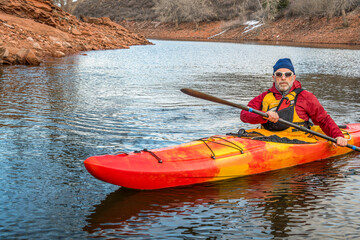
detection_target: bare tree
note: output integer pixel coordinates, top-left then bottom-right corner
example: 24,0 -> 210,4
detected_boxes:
153,0 -> 215,28
210,0 -> 248,20
153,0 -> 183,27
288,0 -> 327,20
337,0 -> 357,26
288,0 -> 358,25
263,0 -> 280,21
243,0 -> 281,23
182,0 -> 215,29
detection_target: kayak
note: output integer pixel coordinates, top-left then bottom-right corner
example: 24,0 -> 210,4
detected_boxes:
84,123 -> 360,190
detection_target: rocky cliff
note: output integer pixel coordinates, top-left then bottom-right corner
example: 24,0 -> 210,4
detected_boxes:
0,0 -> 151,66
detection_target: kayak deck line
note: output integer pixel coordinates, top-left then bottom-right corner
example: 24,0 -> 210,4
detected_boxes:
142,149 -> 163,163
196,136 -> 245,160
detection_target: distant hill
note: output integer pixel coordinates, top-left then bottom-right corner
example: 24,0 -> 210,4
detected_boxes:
72,0 -> 360,47
73,0 -> 252,22
73,0 -> 360,27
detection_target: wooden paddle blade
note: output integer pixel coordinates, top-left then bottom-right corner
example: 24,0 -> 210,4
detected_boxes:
181,88 -> 253,113
180,88 -> 238,108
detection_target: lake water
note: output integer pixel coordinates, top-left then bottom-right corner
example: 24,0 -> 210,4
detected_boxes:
1,40 -> 360,239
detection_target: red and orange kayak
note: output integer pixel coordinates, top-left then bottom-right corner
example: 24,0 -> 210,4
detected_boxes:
84,123 -> 360,190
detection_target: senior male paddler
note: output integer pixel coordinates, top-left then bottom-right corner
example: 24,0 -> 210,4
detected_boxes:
240,58 -> 348,147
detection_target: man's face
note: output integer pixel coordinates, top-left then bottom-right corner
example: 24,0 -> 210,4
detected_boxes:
272,68 -> 296,92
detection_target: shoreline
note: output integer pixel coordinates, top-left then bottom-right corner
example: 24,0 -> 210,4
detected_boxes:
147,37 -> 360,50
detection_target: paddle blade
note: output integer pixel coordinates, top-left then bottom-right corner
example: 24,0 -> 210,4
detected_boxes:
181,88 -> 247,111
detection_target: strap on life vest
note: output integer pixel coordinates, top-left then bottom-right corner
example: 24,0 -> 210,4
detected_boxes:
277,88 -> 303,111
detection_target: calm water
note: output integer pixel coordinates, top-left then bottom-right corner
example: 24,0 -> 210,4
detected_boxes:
1,40 -> 360,239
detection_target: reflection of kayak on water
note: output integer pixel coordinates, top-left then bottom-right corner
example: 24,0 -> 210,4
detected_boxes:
84,123 -> 360,190
83,157 -> 350,236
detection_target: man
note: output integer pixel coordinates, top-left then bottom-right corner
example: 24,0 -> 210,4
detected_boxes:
240,58 -> 347,147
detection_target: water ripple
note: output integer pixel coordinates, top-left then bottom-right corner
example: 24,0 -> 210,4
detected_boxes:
1,40 -> 360,239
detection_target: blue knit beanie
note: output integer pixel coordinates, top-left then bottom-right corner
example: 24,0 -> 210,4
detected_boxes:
273,58 -> 295,74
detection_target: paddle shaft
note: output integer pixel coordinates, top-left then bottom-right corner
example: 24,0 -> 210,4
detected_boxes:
181,88 -> 360,152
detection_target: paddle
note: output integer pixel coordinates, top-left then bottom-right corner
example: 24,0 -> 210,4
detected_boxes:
181,88 -> 360,152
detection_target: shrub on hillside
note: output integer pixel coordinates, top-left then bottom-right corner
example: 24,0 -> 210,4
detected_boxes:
287,0 -> 358,18
287,0 -> 359,26
153,0 -> 215,28
73,0 -> 156,21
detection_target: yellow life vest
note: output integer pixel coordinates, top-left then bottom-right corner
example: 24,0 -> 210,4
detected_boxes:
261,88 -> 309,132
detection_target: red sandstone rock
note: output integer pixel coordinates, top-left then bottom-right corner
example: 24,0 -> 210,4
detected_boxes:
71,27 -> 81,35
52,50 -> 65,57
0,0 -> 151,66
15,48 -> 41,65
0,47 -> 9,58
24,49 -> 41,65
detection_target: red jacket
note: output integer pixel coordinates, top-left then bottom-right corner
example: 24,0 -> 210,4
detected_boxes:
240,80 -> 344,138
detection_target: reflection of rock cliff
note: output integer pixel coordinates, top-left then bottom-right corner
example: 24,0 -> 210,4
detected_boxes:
0,0 -> 151,66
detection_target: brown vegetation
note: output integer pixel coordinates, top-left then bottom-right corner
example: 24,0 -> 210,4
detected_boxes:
153,0 -> 215,29
0,0 -> 151,66
73,0 -> 157,21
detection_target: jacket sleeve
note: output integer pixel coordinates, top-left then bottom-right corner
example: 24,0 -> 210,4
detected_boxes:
300,91 -> 344,138
240,91 -> 268,124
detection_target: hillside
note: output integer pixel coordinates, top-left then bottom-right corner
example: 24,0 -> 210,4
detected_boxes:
122,10 -> 360,47
73,0 -> 242,22
0,0 -> 151,66
74,0 -> 360,47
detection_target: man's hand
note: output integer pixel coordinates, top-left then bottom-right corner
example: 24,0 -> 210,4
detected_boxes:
335,136 -> 348,147
265,111 -> 279,123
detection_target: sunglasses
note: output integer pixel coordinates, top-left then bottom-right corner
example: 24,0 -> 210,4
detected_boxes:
274,71 -> 293,77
